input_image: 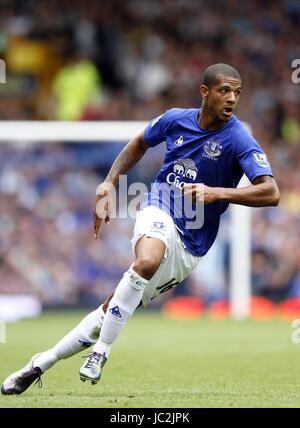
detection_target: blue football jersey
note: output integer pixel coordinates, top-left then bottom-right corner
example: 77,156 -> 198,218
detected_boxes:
142,108 -> 273,257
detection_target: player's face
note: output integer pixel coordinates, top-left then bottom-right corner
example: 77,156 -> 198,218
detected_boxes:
201,75 -> 242,123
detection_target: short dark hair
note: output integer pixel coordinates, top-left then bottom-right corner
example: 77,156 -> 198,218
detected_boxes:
202,63 -> 241,88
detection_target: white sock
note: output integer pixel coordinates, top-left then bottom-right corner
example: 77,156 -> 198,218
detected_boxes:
33,306 -> 105,372
93,268 -> 149,356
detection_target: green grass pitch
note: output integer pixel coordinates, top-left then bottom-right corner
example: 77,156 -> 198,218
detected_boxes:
0,311 -> 300,408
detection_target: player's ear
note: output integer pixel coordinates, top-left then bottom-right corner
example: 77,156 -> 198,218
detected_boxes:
200,84 -> 209,100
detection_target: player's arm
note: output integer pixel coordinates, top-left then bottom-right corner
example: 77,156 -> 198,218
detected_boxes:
94,132 -> 149,238
104,132 -> 149,187
183,175 -> 280,207
217,175 -> 280,207
94,109 -> 172,238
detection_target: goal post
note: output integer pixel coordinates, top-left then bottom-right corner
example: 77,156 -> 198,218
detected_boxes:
0,120 -> 251,319
229,178 -> 251,320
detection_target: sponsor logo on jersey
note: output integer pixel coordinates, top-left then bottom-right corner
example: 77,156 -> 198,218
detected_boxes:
253,152 -> 270,168
166,158 -> 198,189
109,305 -> 122,318
203,138 -> 222,160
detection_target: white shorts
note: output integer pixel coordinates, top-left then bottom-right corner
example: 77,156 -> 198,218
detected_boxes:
131,205 -> 201,307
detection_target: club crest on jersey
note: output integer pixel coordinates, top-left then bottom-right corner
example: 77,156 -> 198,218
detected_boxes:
203,138 -> 222,161
253,152 -> 270,168
109,305 -> 122,318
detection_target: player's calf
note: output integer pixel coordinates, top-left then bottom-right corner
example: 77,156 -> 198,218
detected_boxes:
78,266 -> 150,384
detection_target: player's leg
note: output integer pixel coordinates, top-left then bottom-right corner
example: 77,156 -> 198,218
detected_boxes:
79,235 -> 165,383
79,207 -> 201,385
36,289 -> 117,370
1,292 -> 115,395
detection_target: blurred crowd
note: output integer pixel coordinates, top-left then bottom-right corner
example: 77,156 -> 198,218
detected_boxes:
0,140 -> 299,307
0,142 -> 168,306
0,0 -> 299,306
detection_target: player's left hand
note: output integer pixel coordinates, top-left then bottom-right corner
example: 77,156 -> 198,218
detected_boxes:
183,183 -> 220,204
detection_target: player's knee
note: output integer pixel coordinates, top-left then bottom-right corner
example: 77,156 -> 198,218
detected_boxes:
132,257 -> 161,280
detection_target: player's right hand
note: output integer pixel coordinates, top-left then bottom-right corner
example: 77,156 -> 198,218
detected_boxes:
94,182 -> 114,239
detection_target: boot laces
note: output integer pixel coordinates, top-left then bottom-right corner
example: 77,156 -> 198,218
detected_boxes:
34,375 -> 43,389
83,352 -> 101,369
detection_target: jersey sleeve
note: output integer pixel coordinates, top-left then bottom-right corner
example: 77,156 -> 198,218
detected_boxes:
234,123 -> 273,182
143,109 -> 175,147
